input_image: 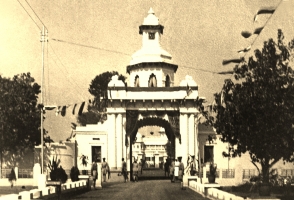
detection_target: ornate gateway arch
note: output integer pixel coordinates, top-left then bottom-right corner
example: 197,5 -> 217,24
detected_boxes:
104,8 -> 205,172
74,8 -> 205,175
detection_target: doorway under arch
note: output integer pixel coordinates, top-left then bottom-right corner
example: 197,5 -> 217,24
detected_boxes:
127,114 -> 179,180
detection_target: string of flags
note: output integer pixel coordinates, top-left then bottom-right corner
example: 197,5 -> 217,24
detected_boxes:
44,99 -> 92,117
222,3 -> 281,66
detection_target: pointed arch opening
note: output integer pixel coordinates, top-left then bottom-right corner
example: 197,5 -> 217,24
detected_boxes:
148,73 -> 157,87
165,75 -> 171,87
134,75 -> 140,87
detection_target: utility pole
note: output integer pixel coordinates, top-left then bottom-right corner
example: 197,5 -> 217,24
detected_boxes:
40,25 -> 48,174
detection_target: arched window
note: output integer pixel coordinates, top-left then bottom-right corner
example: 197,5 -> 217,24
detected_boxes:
134,75 -> 140,87
148,74 -> 157,87
165,75 -> 171,87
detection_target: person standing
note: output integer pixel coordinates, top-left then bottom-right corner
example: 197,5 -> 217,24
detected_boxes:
178,157 -> 185,189
174,158 -> 179,182
170,158 -> 175,182
132,159 -> 139,182
91,159 -> 98,189
8,168 -> 16,188
164,159 -> 169,177
101,158 -> 109,182
121,158 -> 128,183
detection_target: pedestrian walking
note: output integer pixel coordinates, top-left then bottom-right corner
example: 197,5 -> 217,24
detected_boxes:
91,159 -> 98,189
122,158 -> 128,183
101,158 -> 109,182
132,159 -> 139,182
164,159 -> 169,177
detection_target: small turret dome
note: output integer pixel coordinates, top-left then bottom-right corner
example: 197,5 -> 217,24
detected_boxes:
143,8 -> 159,25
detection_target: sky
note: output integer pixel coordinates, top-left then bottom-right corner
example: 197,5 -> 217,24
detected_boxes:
0,0 -> 292,141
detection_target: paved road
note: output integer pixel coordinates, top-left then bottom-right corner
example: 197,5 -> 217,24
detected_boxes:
69,180 -> 210,200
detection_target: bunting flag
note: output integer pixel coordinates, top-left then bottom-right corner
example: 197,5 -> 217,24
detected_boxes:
43,98 -> 95,117
72,104 -> 77,115
44,106 -> 57,110
78,101 -> 85,116
218,70 -> 234,75
241,26 -> 264,39
222,58 -> 243,65
253,26 -> 264,35
224,3 -> 279,68
186,84 -> 192,96
237,45 -> 251,53
253,7 -> 276,22
61,106 -> 67,116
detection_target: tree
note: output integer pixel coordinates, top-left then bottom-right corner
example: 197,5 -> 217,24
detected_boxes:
0,73 -> 44,167
77,71 -> 126,125
209,30 -> 294,184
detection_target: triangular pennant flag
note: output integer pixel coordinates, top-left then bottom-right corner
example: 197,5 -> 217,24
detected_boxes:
218,70 -> 234,75
237,45 -> 251,53
61,106 -> 67,117
186,84 -> 192,96
241,31 -> 252,38
253,26 -> 264,35
253,7 -> 276,22
78,102 -> 85,116
44,106 -> 57,110
222,58 -> 243,65
72,104 -> 77,115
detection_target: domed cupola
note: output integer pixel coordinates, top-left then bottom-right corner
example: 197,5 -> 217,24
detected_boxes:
127,8 -> 178,87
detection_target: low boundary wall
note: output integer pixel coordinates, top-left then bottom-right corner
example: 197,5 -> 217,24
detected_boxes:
0,180 -> 89,200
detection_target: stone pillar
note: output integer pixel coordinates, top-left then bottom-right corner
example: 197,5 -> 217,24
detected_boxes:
235,164 -> 243,185
126,135 -> 131,171
195,120 -> 199,170
203,166 -> 207,180
188,114 -> 195,156
38,174 -> 46,189
122,114 -> 127,164
116,113 -> 123,170
154,152 -> 159,168
175,137 -> 181,159
96,163 -> 102,189
179,113 -> 188,165
33,163 -> 41,187
14,167 -> 18,180
108,114 -> 116,169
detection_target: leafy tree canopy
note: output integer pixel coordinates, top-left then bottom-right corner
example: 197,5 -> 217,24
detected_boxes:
208,30 -> 294,183
0,73 -> 44,156
77,71 -> 126,125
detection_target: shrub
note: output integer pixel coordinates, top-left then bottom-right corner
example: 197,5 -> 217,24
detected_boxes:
70,166 -> 80,182
48,156 -> 68,183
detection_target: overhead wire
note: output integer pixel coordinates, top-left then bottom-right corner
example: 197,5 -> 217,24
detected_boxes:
17,0 -> 91,104
24,0 -> 47,29
48,43 -> 89,102
51,38 -> 130,57
16,0 -> 41,30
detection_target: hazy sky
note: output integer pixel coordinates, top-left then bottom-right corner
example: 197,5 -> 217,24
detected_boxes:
0,0 -> 291,141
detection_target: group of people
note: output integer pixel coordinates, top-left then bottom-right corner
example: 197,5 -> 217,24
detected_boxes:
91,157 -> 110,189
91,156 -> 188,188
164,157 -> 185,183
121,158 -> 139,183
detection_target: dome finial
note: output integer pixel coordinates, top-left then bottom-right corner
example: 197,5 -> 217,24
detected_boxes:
148,7 -> 155,15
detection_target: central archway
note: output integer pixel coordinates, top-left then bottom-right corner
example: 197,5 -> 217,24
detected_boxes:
126,111 -> 180,180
